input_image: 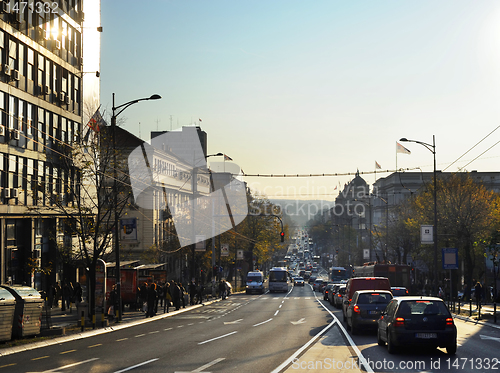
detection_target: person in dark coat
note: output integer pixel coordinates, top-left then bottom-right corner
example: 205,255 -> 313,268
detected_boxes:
163,282 -> 171,313
147,283 -> 157,317
73,282 -> 83,307
189,281 -> 197,305
179,283 -> 186,308
475,281 -> 483,309
219,280 -> 226,300
170,280 -> 181,310
197,282 -> 205,304
108,285 -> 118,320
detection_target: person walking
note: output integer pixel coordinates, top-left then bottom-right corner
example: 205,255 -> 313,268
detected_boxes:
475,281 -> 483,309
146,283 -> 157,317
179,283 -> 186,308
219,280 -> 226,300
197,282 -> 205,305
189,280 -> 197,305
163,282 -> 171,313
170,280 -> 180,310
108,285 -> 118,320
73,282 -> 83,307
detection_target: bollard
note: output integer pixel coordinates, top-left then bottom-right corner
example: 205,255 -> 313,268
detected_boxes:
116,309 -> 120,323
92,313 -> 96,329
469,298 -> 472,317
81,311 -> 85,332
494,303 -> 497,324
101,312 -> 105,328
458,300 -> 461,315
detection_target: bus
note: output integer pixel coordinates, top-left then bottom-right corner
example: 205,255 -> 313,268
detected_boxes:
353,263 -> 411,289
268,267 -> 290,293
330,267 -> 349,283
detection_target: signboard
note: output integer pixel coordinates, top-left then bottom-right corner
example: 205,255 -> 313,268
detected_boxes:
442,248 -> 458,270
195,236 -> 206,251
421,225 -> 434,244
363,249 -> 370,260
120,218 -> 138,241
221,243 -> 229,257
237,249 -> 244,260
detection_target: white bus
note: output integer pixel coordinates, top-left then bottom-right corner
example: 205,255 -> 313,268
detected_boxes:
268,267 -> 290,293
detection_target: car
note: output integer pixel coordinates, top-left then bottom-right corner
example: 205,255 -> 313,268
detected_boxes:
319,280 -> 329,293
377,296 -> 457,355
313,278 -> 324,291
323,283 -> 335,300
334,285 -> 347,309
308,275 -> 317,284
391,287 -> 409,296
346,290 -> 393,334
294,277 -> 305,286
343,277 -> 391,322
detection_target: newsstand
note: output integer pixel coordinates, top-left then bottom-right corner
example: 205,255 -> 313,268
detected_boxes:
1,285 -> 43,338
0,287 -> 16,342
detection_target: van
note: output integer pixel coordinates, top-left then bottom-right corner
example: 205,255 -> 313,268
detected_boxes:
342,277 -> 391,321
246,271 -> 264,294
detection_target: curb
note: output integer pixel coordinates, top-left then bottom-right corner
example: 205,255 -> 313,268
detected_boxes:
0,298 -> 222,357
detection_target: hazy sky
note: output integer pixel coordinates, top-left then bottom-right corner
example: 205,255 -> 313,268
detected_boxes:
100,0 -> 500,201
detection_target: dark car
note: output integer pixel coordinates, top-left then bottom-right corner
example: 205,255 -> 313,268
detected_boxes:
377,296 -> 457,355
328,283 -> 341,305
334,285 -> 347,309
323,283 -> 335,300
391,287 -> 409,296
346,290 -> 393,334
308,275 -> 317,284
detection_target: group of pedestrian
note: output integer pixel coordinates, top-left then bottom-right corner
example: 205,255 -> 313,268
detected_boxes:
189,280 -> 205,305
138,280 -> 187,317
47,281 -> 83,310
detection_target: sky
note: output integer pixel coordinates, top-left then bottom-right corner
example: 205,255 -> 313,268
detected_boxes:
99,0 -> 500,202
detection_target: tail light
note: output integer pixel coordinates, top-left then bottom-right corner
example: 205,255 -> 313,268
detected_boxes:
446,318 -> 454,326
394,317 -> 405,327
353,305 -> 360,313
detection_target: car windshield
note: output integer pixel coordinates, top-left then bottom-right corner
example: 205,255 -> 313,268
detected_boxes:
397,300 -> 449,316
247,276 -> 262,283
357,293 -> 392,304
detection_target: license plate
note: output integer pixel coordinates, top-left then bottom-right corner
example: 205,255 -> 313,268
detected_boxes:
416,333 -> 437,339
369,311 -> 379,315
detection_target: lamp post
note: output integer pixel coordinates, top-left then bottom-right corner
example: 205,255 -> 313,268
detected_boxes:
399,136 -> 437,296
111,93 -> 161,321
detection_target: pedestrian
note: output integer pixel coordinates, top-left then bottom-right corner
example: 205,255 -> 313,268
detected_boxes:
164,282 -> 171,313
197,282 -> 205,304
189,280 -> 197,305
54,282 -> 61,308
47,283 -> 55,309
475,281 -> 483,309
140,282 -> 148,313
170,280 -> 180,310
147,283 -> 157,317
219,280 -> 226,300
179,283 -> 186,308
73,282 -> 83,307
108,285 -> 118,320
62,282 -> 73,311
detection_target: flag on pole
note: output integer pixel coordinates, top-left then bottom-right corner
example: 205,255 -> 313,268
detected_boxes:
375,161 -> 382,169
224,154 -> 233,161
396,142 -> 411,155
87,108 -> 103,132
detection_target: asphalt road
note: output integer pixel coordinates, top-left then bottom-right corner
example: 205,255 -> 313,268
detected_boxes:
2,285 -> 334,373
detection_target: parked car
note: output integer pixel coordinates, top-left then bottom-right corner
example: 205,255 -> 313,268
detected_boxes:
294,276 -> 305,286
391,287 -> 409,296
377,296 -> 457,355
334,285 -> 347,309
346,290 -> 393,334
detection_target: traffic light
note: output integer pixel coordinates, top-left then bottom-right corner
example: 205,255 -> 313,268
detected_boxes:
336,249 -> 339,255
280,231 -> 285,242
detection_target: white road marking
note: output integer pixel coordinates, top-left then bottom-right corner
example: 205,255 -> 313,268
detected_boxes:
290,318 -> 306,325
224,319 -> 243,325
114,358 -> 159,373
27,358 -> 99,373
174,358 -> 225,373
274,310 -> 279,316
198,331 -> 237,345
480,335 -> 500,342
253,318 -> 273,327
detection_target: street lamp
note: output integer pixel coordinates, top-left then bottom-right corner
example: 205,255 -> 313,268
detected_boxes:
399,136 -> 437,296
111,93 -> 161,321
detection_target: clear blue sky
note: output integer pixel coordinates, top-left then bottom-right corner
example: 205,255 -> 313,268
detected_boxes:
100,0 -> 500,201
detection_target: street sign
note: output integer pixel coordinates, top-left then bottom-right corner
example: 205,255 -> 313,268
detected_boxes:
421,225 -> 434,244
221,243 -> 229,257
442,248 -> 458,270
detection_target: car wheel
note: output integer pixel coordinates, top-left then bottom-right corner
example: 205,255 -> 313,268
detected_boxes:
377,328 -> 385,346
387,330 -> 397,354
446,342 -> 457,355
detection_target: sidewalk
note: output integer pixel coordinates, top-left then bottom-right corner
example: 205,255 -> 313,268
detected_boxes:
452,302 -> 500,330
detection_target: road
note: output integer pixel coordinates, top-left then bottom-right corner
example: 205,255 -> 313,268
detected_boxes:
2,282 -> 500,373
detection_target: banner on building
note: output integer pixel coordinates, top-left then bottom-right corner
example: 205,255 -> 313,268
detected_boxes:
120,218 -> 138,241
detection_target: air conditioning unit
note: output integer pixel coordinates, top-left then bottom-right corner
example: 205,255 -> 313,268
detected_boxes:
3,64 -> 10,76
12,129 -> 20,140
59,92 -> 65,101
36,84 -> 43,95
12,69 -> 20,81
55,40 -> 61,50
3,189 -> 11,198
65,95 -> 70,105
44,85 -> 50,94
0,125 -> 4,136
2,2 -> 8,13
11,189 -> 19,198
